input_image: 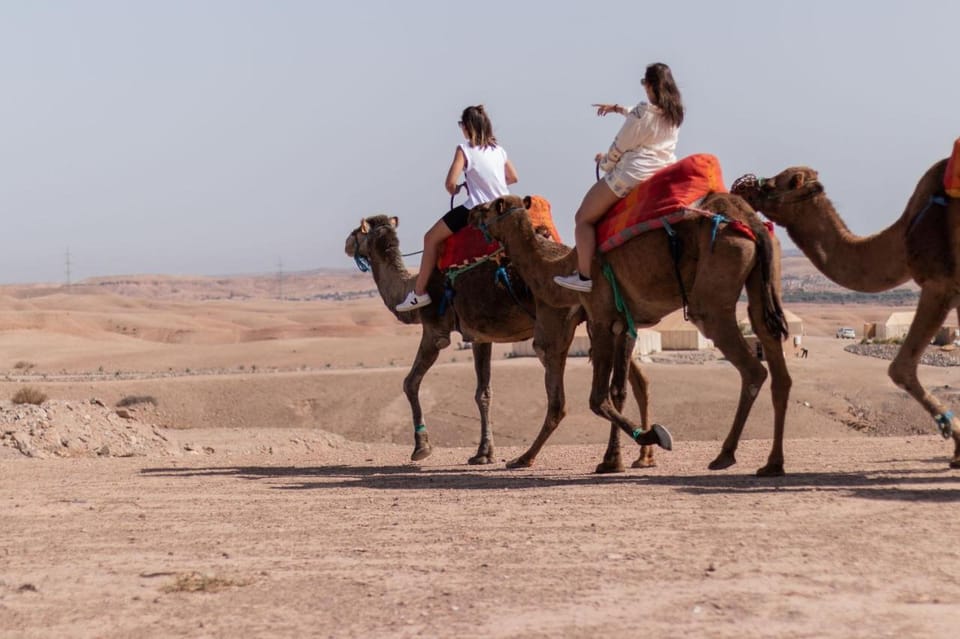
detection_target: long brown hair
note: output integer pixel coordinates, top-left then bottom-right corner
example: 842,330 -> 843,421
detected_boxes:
460,105 -> 498,149
644,63 -> 684,127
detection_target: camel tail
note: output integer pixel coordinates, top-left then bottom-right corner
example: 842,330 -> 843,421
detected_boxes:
751,221 -> 789,342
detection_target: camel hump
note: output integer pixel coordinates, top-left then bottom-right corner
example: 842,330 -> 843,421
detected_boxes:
596,154 -> 726,253
946,138 -> 960,198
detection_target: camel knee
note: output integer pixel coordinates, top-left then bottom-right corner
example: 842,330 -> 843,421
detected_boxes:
474,387 -> 491,405
888,361 -> 913,390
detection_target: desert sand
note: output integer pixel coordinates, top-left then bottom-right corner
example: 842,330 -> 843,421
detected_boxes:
2,271 -> 960,638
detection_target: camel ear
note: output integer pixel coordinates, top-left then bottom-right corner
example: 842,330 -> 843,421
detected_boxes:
389,216 -> 398,228
789,173 -> 806,190
522,195 -> 532,210
494,197 -> 509,214
360,218 -> 369,233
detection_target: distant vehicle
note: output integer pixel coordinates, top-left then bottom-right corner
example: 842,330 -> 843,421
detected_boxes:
836,327 -> 856,339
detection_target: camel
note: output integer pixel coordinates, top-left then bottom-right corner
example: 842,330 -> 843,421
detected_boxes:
731,160 -> 960,469
470,193 -> 793,476
344,215 -> 672,472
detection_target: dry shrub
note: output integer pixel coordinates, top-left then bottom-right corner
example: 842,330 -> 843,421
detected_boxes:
13,361 -> 35,371
116,395 -> 158,408
162,572 -> 251,593
12,387 -> 47,405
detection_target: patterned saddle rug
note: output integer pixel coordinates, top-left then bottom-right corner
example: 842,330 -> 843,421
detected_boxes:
437,195 -> 560,272
596,153 -> 727,253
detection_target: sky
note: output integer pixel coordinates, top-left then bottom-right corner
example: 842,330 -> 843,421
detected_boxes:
1,1 -> 958,284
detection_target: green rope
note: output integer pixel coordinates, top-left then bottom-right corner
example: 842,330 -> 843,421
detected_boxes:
414,424 -> 427,433
444,248 -> 504,285
601,261 -> 637,339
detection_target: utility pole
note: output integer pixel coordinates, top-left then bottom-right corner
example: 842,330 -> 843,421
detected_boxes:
65,248 -> 72,288
276,258 -> 283,301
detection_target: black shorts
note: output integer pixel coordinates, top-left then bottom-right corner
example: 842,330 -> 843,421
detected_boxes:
441,205 -> 470,234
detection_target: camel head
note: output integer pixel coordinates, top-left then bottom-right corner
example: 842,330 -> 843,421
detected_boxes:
344,215 -> 399,271
468,195 -> 530,242
731,167 -> 824,224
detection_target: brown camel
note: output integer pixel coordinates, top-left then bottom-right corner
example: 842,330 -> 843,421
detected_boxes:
343,215 -> 671,472
471,194 -> 792,476
731,160 -> 960,469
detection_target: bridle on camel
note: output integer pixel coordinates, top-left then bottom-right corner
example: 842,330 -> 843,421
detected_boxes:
730,174 -> 825,206
351,224 -> 427,274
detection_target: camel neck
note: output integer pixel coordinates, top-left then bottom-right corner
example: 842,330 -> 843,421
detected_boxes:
783,195 -> 912,293
368,239 -> 416,317
496,218 -> 581,308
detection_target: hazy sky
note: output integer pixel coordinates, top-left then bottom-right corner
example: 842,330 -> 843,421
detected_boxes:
2,1 -> 958,284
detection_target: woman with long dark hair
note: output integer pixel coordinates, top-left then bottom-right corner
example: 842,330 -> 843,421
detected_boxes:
555,62 -> 684,292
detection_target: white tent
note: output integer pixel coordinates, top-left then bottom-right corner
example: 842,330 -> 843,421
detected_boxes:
511,325 -> 661,358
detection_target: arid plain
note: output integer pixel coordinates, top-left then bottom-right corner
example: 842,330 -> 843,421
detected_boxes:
3,261 -> 960,638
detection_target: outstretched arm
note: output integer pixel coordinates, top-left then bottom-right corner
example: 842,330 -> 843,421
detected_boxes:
592,103 -> 628,117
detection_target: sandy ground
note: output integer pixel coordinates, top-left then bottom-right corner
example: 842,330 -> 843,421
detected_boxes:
2,274 -> 960,637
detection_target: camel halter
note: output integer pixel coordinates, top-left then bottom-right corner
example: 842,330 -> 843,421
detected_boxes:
351,224 -> 426,273
731,173 -> 824,205
476,205 -> 526,243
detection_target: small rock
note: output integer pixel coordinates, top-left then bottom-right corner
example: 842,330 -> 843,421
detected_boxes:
115,408 -> 134,420
90,398 -> 106,407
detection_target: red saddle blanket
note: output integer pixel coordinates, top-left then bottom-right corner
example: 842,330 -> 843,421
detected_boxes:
597,153 -> 726,253
946,138 -> 960,198
437,195 -> 560,271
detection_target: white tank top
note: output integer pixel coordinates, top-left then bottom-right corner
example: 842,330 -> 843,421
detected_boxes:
459,143 -> 510,208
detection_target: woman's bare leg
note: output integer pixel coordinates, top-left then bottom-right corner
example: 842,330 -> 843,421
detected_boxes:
574,180 -> 621,276
414,220 -> 453,294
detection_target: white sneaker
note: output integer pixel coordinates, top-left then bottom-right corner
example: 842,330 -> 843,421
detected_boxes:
553,273 -> 593,292
396,290 -> 432,311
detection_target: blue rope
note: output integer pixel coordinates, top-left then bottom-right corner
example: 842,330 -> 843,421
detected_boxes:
495,265 -> 535,319
710,214 -> 729,251
908,195 -> 948,233
935,410 -> 954,439
437,283 -> 455,316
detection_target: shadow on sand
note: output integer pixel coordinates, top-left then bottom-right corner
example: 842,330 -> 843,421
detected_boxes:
140,458 -> 960,503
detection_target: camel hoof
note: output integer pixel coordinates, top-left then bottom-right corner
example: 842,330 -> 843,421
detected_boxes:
756,464 -> 785,478
594,460 -> 626,474
506,456 -> 534,469
631,456 -> 657,469
411,446 -> 432,462
468,455 -> 494,465
708,452 -> 736,471
652,423 -> 673,451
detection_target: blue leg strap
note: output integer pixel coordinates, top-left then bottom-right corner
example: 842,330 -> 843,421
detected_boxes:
934,411 -> 953,439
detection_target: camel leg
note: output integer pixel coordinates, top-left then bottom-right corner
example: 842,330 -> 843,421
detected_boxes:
468,342 -> 495,465
587,322 -> 673,452
627,359 -> 656,468
595,331 -> 629,474
698,309 -> 770,474
403,330 -> 443,461
507,307 -> 575,469
748,298 -> 792,477
887,287 -> 960,468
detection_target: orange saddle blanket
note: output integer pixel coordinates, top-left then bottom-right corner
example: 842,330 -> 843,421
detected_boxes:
946,138 -> 960,198
596,153 -> 726,253
437,195 -> 560,272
